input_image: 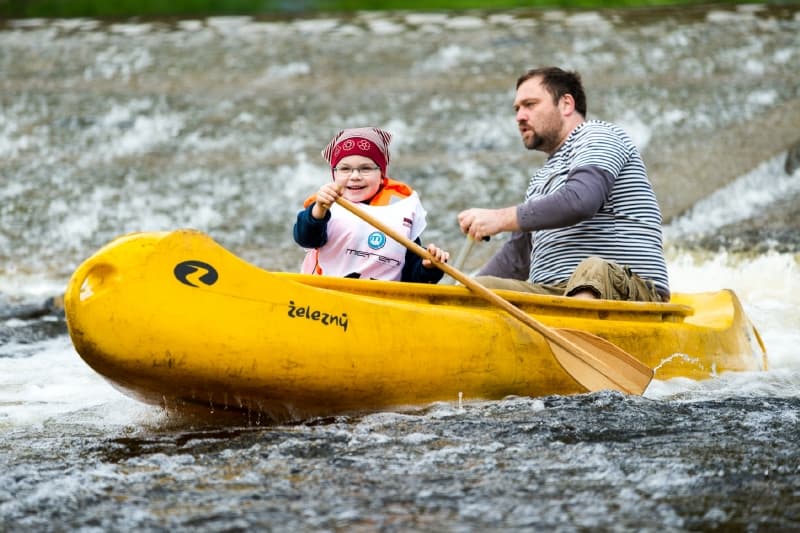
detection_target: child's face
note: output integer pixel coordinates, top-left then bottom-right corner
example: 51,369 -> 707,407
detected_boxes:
334,155 -> 383,203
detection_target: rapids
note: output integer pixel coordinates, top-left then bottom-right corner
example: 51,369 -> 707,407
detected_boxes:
2,5 -> 799,531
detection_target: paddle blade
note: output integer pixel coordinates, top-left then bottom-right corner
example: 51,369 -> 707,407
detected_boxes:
549,329 -> 654,395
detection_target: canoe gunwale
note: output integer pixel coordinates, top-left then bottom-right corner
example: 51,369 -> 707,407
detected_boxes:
273,272 -> 695,325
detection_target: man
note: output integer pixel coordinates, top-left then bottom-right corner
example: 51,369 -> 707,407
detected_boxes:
458,67 -> 670,302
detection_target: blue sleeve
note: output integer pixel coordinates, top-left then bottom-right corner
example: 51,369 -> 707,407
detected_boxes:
516,165 -> 614,231
401,238 -> 445,284
293,203 -> 331,248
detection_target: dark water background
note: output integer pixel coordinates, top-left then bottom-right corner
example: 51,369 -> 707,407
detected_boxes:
2,5 -> 800,531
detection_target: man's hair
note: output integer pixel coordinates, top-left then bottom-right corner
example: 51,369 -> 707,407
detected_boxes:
516,67 -> 587,117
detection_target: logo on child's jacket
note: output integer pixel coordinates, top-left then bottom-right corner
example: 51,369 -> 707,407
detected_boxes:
367,231 -> 386,250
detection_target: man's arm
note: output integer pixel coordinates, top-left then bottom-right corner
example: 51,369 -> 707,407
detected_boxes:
459,165 -> 614,240
517,166 -> 614,231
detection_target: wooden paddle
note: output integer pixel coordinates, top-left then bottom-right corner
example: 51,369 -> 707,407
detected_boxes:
452,235 -> 477,270
335,197 -> 654,395
445,235 -> 489,284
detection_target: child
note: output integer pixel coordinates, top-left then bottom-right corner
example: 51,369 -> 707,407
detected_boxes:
293,127 -> 449,283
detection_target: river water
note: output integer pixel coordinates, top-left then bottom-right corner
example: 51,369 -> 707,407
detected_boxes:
2,5 -> 800,531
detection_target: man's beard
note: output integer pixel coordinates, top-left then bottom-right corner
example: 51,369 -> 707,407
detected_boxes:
522,114 -> 562,153
524,123 -> 560,153
524,133 -> 544,150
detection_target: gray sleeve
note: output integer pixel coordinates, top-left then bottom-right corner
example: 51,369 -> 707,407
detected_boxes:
477,230 -> 531,280
516,165 -> 615,231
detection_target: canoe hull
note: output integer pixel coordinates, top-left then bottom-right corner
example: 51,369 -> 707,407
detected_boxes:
65,230 -> 767,421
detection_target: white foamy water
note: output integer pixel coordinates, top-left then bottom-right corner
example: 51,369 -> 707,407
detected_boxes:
0,335 -> 157,429
664,154 -> 800,240
669,251 -> 799,369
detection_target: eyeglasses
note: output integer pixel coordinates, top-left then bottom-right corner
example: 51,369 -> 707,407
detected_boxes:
333,165 -> 380,176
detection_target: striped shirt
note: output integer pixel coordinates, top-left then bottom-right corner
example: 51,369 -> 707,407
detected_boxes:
521,120 -> 669,297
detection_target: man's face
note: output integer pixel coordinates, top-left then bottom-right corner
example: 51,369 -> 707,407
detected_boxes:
513,76 -> 564,155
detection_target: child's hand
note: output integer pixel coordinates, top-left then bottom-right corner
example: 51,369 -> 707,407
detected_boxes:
422,243 -> 450,268
311,180 -> 346,219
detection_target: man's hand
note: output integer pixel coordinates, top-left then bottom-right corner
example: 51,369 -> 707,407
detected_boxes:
457,206 -> 519,241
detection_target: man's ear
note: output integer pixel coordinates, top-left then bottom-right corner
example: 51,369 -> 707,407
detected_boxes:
560,93 -> 576,116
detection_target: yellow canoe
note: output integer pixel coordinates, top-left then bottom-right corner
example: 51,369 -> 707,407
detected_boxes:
64,229 -> 768,421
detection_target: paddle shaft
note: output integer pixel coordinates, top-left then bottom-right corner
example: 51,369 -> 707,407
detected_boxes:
334,197 -> 636,388
447,235 -> 489,284
452,236 -> 476,270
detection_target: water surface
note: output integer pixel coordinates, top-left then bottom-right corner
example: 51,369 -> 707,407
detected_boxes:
2,5 -> 799,531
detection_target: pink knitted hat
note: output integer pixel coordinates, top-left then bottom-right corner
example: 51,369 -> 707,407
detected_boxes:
321,127 -> 392,175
